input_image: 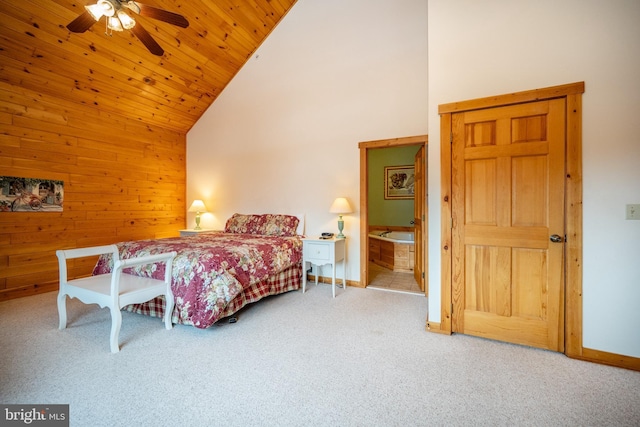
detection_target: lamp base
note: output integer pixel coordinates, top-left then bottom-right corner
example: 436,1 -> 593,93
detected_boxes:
337,218 -> 345,238
194,214 -> 201,230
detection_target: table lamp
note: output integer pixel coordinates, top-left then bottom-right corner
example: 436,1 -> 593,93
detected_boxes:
188,199 -> 207,230
329,197 -> 352,238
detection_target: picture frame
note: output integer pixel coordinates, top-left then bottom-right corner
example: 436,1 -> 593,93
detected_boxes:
384,165 -> 415,200
0,176 -> 64,212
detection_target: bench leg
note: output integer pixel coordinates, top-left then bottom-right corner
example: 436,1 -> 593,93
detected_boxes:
57,292 -> 67,330
164,291 -> 174,330
110,306 -> 122,353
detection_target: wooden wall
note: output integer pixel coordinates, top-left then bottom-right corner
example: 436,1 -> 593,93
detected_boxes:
0,81 -> 186,301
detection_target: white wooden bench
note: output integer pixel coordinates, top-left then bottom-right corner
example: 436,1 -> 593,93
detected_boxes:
56,244 -> 177,353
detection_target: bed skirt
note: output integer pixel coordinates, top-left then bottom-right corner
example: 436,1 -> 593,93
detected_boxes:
123,263 -> 302,327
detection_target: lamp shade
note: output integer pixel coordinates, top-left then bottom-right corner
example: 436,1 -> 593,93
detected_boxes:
86,0 -> 115,20
107,16 -> 123,31
117,10 -> 136,29
329,197 -> 352,214
188,199 -> 207,213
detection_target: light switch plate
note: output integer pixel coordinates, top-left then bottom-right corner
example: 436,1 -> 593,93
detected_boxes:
626,204 -> 640,220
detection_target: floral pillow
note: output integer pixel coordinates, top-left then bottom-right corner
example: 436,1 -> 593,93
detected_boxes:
224,214 -> 263,234
262,214 -> 300,236
225,214 -> 300,236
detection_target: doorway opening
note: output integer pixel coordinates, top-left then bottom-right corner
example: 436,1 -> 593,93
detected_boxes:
367,260 -> 423,295
358,135 -> 428,296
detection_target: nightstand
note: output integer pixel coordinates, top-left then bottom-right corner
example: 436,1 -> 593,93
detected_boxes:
301,237 -> 346,298
179,229 -> 217,237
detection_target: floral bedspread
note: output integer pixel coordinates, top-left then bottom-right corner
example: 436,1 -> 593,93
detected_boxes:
92,232 -> 303,328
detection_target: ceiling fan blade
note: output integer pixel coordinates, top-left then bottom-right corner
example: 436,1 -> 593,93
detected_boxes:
66,10 -> 98,33
135,3 -> 189,28
130,22 -> 164,56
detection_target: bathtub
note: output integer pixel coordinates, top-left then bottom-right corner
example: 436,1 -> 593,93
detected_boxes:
368,231 -> 414,272
368,231 -> 414,243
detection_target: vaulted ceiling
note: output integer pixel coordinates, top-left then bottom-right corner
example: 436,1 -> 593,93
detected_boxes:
0,0 -> 297,133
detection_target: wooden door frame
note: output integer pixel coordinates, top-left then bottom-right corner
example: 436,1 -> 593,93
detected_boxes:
435,82 -> 585,358
358,135 -> 428,290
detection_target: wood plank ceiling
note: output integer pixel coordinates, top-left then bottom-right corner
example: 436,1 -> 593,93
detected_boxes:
0,0 -> 297,133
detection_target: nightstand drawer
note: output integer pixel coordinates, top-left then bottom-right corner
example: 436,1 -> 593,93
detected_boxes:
306,243 -> 330,260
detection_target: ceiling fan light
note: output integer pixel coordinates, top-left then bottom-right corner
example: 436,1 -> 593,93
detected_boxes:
107,16 -> 123,32
98,0 -> 116,17
117,10 -> 136,30
123,1 -> 141,15
85,4 -> 105,21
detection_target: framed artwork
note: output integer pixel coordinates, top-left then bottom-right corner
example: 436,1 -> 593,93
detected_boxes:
0,176 -> 64,212
384,165 -> 415,200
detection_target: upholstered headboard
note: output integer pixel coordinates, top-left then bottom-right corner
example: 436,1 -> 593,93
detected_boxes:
294,213 -> 305,235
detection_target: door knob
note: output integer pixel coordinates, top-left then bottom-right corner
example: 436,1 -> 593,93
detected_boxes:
550,234 -> 563,243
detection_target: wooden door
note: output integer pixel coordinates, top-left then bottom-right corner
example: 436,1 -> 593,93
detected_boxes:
414,146 -> 426,292
451,99 -> 566,351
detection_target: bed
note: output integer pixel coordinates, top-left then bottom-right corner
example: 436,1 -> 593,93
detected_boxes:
92,213 -> 304,329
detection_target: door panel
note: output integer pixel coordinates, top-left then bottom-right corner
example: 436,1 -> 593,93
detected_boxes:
512,156 -> 548,227
451,99 -> 566,351
512,248 -> 547,319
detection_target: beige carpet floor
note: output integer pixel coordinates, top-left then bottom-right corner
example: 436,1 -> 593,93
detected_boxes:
1,286 -> 639,426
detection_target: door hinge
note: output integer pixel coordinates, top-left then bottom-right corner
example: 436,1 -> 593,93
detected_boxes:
451,303 -> 454,313
422,272 -> 425,279
450,132 -> 453,144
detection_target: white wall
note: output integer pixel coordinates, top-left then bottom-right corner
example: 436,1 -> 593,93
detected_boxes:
428,0 -> 640,357
187,0 -> 429,283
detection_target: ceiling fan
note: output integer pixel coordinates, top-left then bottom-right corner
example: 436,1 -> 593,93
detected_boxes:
66,0 -> 189,56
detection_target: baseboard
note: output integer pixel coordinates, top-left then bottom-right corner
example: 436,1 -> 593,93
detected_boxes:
308,275 -> 362,288
425,321 -> 451,335
423,324 -> 639,371
0,282 -> 58,302
348,279 -> 363,288
571,347 -> 640,372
